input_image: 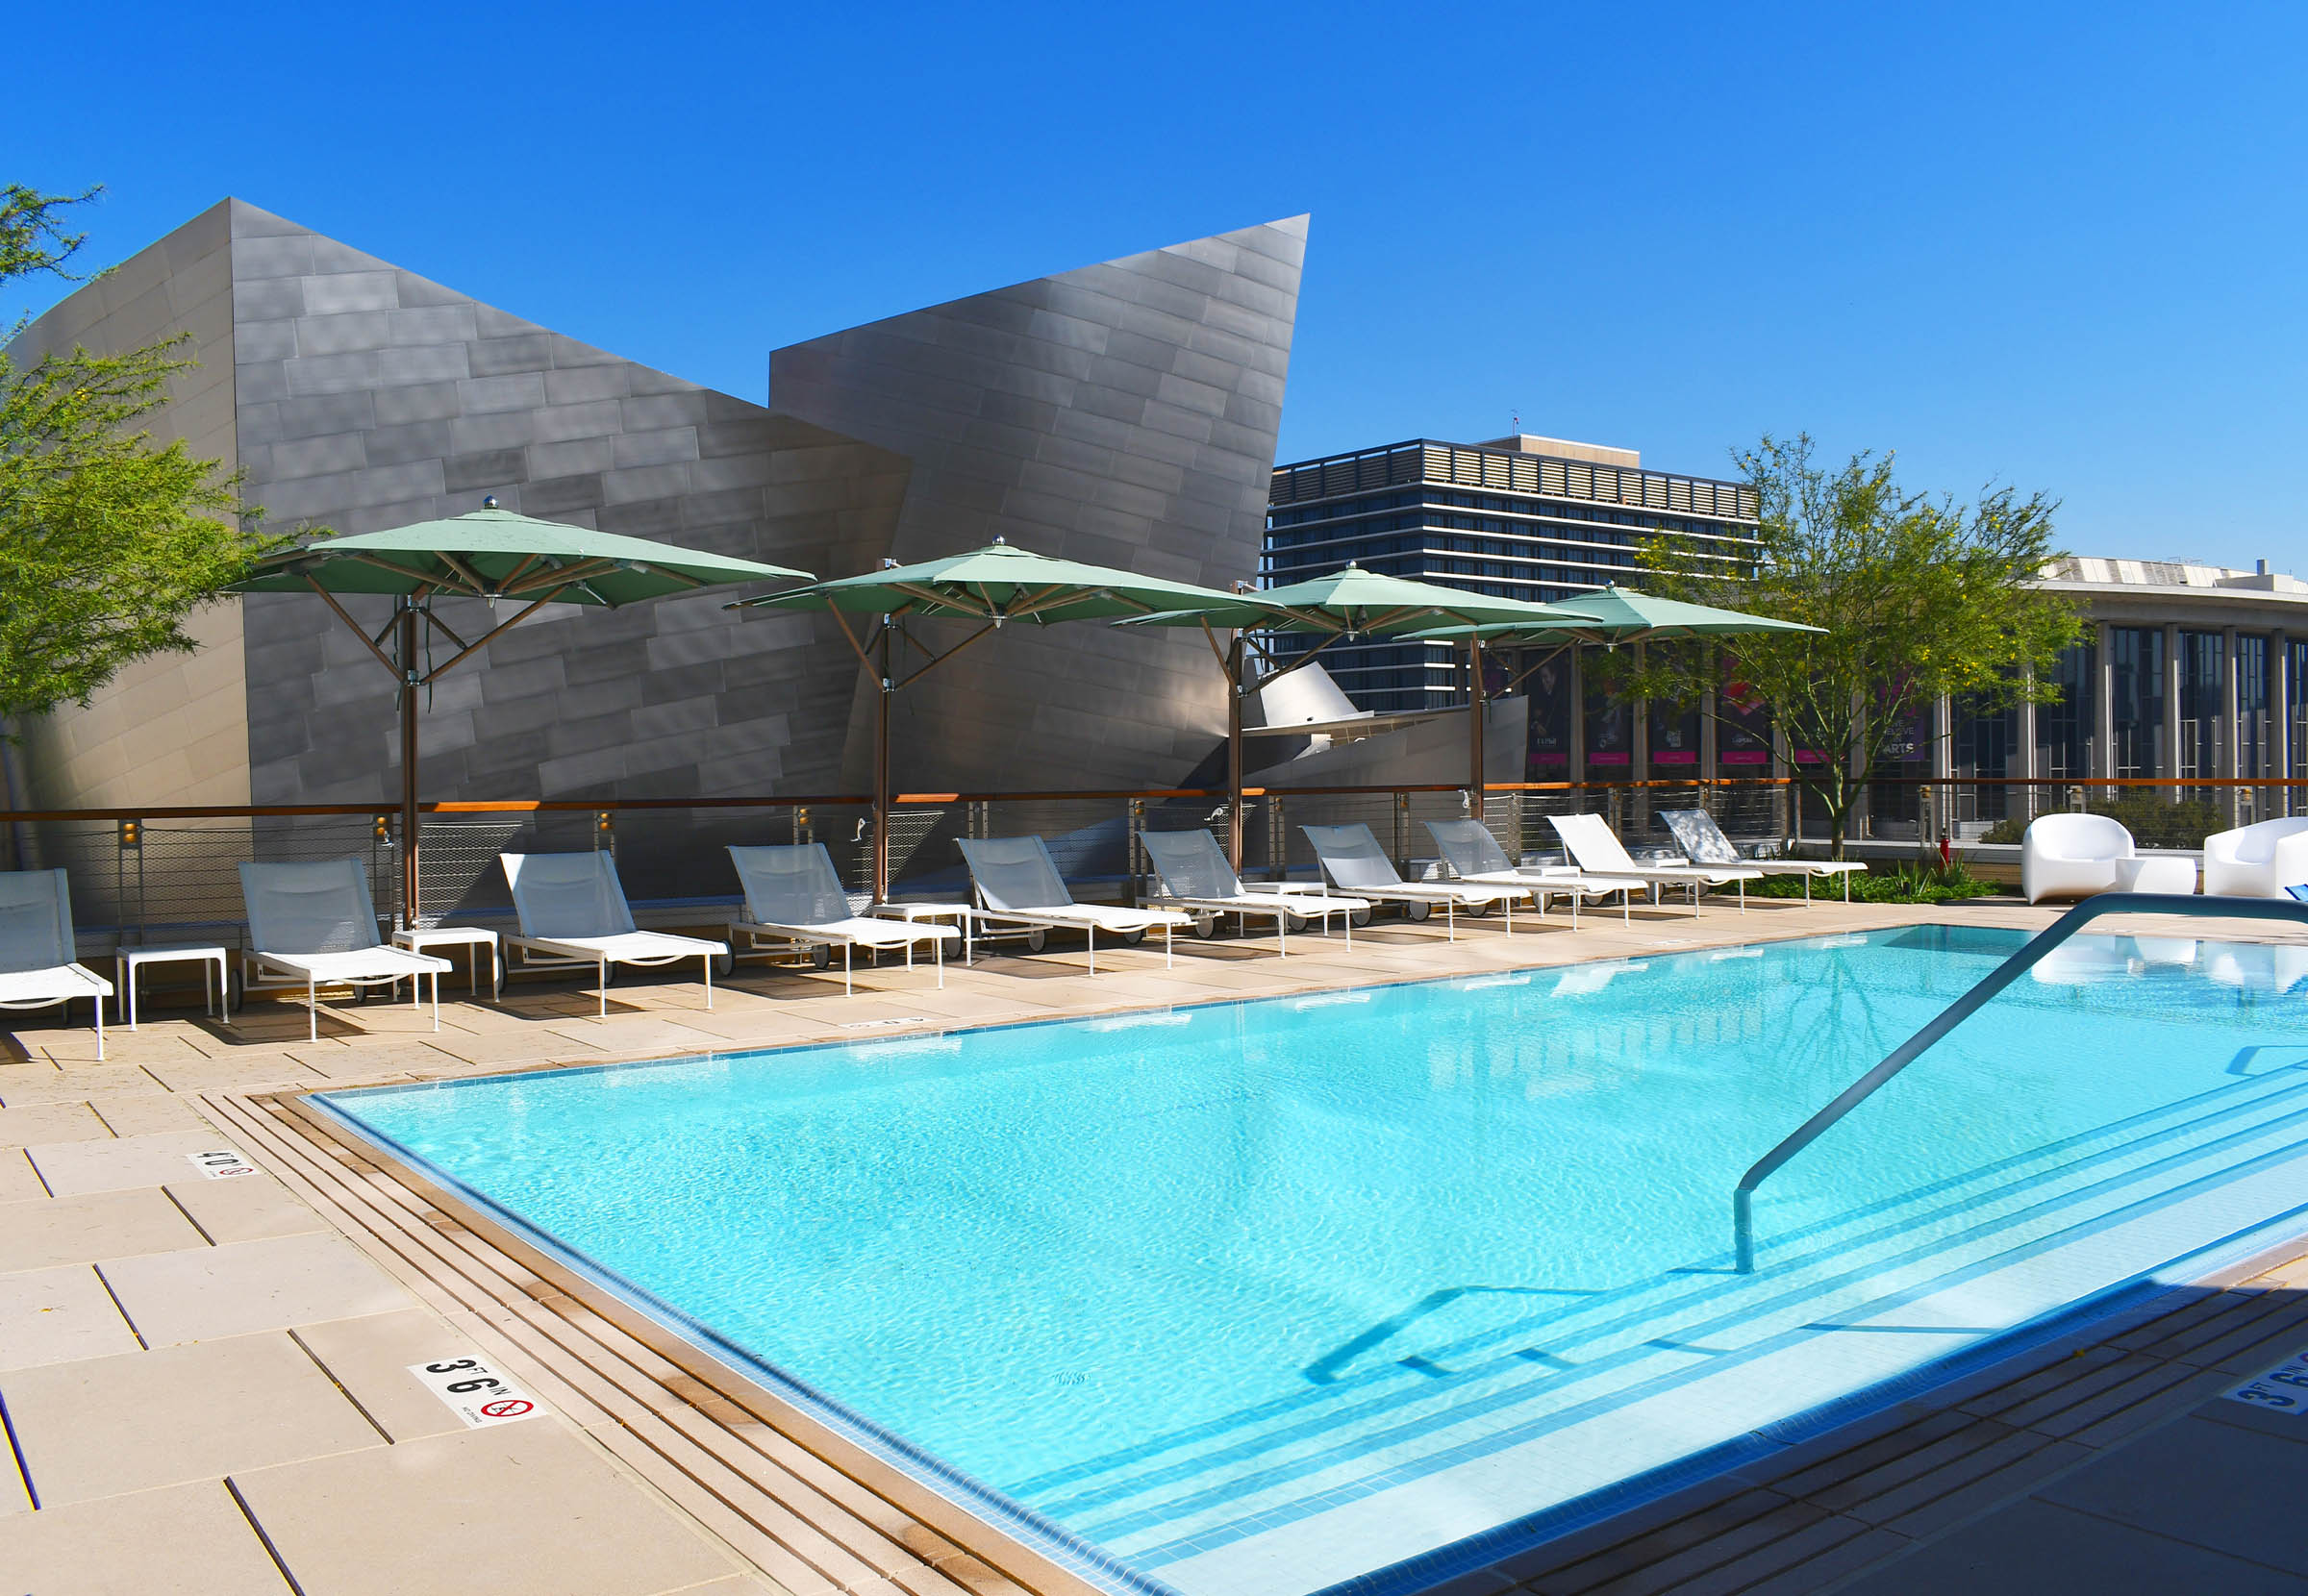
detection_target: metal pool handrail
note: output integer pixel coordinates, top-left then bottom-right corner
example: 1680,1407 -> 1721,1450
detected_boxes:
1731,893 -> 2308,1274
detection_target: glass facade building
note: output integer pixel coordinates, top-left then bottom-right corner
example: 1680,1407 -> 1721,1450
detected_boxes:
1266,436 -> 1760,712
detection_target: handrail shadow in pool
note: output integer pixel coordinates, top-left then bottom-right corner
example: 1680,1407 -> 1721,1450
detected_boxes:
1732,892 -> 2308,1274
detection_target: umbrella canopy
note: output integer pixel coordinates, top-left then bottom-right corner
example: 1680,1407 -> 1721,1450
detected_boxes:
236,507 -> 812,604
232,506 -> 814,926
735,536 -> 1267,626
1411,584 -> 1823,646
1126,562 -> 1590,636
732,538 -> 1278,901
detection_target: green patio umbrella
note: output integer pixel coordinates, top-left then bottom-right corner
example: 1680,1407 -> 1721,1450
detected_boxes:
232,504 -> 814,925
731,537 -> 1278,902
1119,564 -> 1593,864
1415,584 -> 1823,780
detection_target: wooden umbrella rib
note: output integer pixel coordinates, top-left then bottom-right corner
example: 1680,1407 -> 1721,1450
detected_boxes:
305,578 -> 400,676
496,552 -> 544,592
822,606 -> 880,674
418,587 -> 571,683
892,621 -> 998,689
431,549 -> 491,596
423,610 -> 473,654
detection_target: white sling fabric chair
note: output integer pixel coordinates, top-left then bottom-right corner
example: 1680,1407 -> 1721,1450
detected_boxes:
1549,812 -> 1761,915
0,869 -> 113,1059
957,835 -> 1190,974
501,852 -> 727,1018
1423,819 -> 1643,927
727,844 -> 956,994
238,860 -> 451,1042
1298,823 -> 1520,941
1659,809 -> 1865,902
1139,829 -> 1368,955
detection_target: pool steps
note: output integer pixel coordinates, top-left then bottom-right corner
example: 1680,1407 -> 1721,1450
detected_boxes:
1022,1057 -> 2308,1569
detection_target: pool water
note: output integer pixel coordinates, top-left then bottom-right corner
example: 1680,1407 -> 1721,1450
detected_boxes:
314,925 -> 2308,1596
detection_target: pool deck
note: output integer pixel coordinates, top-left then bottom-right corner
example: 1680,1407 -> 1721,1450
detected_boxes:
4,893 -> 2306,1595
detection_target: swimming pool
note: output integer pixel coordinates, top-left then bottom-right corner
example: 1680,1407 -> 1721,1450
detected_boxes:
312,925 -> 2308,1596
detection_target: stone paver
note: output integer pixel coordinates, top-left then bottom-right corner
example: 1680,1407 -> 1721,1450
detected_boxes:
164,1171 -> 331,1245
0,1478 -> 290,1593
0,1264 -> 140,1370
27,1130 -> 243,1197
0,1189 -> 205,1274
1834,1496 -> 2307,1594
98,1232 -> 409,1346
0,1100 -> 111,1145
290,1308 -> 490,1443
3,1333 -> 383,1505
229,1421 -> 738,1596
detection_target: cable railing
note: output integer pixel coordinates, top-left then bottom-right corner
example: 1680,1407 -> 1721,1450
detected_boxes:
1729,892 -> 2308,1273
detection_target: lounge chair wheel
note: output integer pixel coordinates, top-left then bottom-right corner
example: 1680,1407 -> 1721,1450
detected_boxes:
713,952 -> 735,978
1348,907 -> 1372,928
1467,900 -> 1493,917
226,965 -> 244,1010
1025,929 -> 1046,953
808,945 -> 832,970
1405,901 -> 1432,922
1190,912 -> 1217,938
1282,910 -> 1309,933
1119,929 -> 1145,946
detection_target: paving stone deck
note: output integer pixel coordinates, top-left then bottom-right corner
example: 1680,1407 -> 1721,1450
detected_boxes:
2,894 -> 2304,1594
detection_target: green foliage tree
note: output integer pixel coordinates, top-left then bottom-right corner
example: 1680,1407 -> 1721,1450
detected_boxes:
1615,434 -> 2083,857
0,184 -> 279,727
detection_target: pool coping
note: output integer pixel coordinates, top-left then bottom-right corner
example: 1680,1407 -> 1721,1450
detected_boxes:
230,919 -> 2308,1596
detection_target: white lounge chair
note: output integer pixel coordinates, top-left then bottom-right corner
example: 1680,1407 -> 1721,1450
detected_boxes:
1548,812 -> 1762,915
1298,823 -> 1521,940
500,852 -> 727,1017
238,860 -> 452,1042
1659,809 -> 1868,902
956,836 -> 1191,974
2020,814 -> 2196,904
2201,817 -> 2308,900
0,869 -> 114,1059
1423,819 -> 1643,927
1139,828 -> 1369,955
727,844 -> 957,994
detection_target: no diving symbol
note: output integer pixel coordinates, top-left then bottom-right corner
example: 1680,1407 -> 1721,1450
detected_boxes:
480,1398 -> 534,1420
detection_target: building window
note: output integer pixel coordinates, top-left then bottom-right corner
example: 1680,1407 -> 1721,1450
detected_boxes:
2238,634 -> 2269,780
2109,627 -> 2166,779
2037,641 -> 2095,782
2178,631 -> 2222,779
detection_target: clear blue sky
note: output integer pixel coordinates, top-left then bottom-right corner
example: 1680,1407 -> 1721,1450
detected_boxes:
12,1 -> 2305,567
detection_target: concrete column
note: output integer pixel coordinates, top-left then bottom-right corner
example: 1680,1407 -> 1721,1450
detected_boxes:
2095,621 -> 2116,787
2164,621 -> 2182,799
2017,668 -> 2040,823
2222,625 -> 2242,824
2275,631 -> 2294,812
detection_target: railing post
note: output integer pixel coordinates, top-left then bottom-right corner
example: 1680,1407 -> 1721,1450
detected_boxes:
1127,797 -> 1144,908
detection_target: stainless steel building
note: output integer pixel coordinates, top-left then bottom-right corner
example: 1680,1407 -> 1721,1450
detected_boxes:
4,200 -> 1307,894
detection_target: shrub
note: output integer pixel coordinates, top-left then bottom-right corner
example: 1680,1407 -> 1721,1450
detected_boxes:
1977,795 -> 2221,850
1747,856 -> 1996,904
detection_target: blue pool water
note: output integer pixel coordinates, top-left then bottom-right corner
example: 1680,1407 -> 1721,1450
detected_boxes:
314,926 -> 2308,1596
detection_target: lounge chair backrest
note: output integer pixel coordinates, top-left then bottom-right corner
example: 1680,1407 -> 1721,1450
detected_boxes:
1424,819 -> 1514,879
1660,809 -> 1744,866
1300,824 -> 1406,890
0,869 -> 78,974
238,860 -> 385,956
501,852 -> 638,937
728,844 -> 852,927
1140,829 -> 1243,900
957,836 -> 1074,913
1549,812 -> 1641,874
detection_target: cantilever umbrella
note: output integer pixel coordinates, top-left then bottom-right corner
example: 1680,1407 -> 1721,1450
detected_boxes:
232,505 -> 814,926
1117,564 -> 1593,865
731,537 -> 1279,902
1415,583 -> 1824,776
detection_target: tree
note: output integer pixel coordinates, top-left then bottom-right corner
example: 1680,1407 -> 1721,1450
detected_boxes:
1,184 -> 279,727
1616,434 -> 2082,857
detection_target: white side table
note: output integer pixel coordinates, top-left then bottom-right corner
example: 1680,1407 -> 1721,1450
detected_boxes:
391,926 -> 501,998
870,902 -> 977,965
113,943 -> 231,1030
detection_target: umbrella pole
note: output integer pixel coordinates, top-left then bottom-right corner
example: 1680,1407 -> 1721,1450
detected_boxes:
1468,636 -> 1487,806
397,602 -> 420,930
1227,636 -> 1246,871
873,625 -> 892,905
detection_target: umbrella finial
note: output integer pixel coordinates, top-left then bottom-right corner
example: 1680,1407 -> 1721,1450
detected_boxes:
991,535 -> 1008,547
482,495 -> 499,510
880,558 -> 899,570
